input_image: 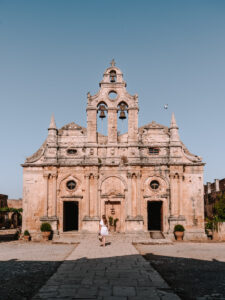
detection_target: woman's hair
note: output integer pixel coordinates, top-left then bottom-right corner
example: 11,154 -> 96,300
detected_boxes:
102,215 -> 108,226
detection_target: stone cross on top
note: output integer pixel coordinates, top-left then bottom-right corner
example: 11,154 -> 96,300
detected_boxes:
110,59 -> 116,67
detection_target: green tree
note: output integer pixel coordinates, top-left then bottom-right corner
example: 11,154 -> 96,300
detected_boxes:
214,193 -> 225,221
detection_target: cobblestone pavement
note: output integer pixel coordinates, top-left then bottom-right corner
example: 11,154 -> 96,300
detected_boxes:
33,237 -> 180,300
0,241 -> 76,300
136,242 -> 225,300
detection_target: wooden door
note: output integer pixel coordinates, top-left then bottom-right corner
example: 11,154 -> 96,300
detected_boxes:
105,201 -> 121,232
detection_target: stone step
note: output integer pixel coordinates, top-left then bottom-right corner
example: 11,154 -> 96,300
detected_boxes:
150,231 -> 165,239
53,231 -> 172,244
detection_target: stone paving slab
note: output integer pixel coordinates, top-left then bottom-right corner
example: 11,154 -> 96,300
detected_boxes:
33,237 -> 180,299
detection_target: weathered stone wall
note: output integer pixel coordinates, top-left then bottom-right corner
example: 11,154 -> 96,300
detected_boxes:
22,62 -> 206,240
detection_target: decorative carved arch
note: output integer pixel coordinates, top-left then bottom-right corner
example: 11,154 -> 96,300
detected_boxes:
58,173 -> 82,191
97,100 -> 108,108
100,175 -> 128,192
142,174 -> 169,190
117,101 -> 129,109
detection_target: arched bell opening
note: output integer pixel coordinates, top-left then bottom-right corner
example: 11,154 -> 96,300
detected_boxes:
97,102 -> 108,136
109,70 -> 117,83
117,101 -> 128,135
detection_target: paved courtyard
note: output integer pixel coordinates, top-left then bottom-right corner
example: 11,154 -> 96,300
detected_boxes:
0,241 -> 76,300
136,242 -> 225,300
3,239 -> 225,300
32,237 -> 179,299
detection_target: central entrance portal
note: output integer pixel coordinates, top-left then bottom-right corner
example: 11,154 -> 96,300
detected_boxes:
148,201 -> 163,231
105,201 -> 121,232
63,201 -> 79,231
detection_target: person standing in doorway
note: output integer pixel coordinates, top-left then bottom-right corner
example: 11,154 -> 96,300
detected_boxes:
99,215 -> 109,247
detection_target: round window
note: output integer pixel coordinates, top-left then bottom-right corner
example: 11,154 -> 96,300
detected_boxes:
66,180 -> 76,190
108,91 -> 117,100
150,180 -> 159,190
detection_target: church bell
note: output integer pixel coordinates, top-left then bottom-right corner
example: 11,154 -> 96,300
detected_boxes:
119,111 -> 126,120
99,110 -> 106,119
99,105 -> 106,119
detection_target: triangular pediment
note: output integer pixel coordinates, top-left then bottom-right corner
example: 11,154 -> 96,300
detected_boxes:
139,121 -> 169,131
60,122 -> 85,130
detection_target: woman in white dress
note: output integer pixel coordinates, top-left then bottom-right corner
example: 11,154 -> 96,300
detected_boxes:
99,215 -> 109,247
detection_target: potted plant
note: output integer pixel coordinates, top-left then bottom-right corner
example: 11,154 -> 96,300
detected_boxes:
108,216 -> 114,232
23,230 -> 30,241
174,224 -> 185,241
40,222 -> 52,241
113,218 -> 119,232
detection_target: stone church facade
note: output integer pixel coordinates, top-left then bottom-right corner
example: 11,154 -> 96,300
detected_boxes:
22,61 -> 206,240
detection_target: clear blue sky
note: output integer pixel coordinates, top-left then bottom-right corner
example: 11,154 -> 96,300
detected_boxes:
0,0 -> 225,198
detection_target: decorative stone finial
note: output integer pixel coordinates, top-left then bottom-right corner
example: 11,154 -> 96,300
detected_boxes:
49,114 -> 57,130
170,112 -> 180,142
170,112 -> 178,128
110,59 -> 116,67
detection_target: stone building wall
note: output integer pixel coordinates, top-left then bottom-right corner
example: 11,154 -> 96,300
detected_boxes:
22,61 -> 206,240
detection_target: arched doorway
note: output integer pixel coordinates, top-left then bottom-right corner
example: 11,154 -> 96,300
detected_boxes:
100,176 -> 126,232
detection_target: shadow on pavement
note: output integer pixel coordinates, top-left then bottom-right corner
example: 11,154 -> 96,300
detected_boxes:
0,253 -> 176,300
143,253 -> 225,300
0,259 -> 62,300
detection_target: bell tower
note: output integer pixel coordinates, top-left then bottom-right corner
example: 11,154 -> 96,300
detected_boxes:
86,60 -> 139,144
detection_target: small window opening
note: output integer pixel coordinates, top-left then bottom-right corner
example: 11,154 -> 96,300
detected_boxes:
110,70 -> 117,82
150,180 -> 160,190
67,149 -> 77,155
66,180 -> 76,190
149,147 -> 159,155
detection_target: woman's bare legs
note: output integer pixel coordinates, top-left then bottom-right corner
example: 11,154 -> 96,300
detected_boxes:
102,236 -> 106,247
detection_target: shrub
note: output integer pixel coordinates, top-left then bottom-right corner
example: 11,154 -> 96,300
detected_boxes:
174,224 -> 185,232
205,220 -> 213,230
40,222 -> 52,232
108,216 -> 113,226
24,230 -> 30,236
114,218 -> 119,227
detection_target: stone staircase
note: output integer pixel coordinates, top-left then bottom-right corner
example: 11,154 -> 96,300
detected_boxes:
53,231 -> 172,245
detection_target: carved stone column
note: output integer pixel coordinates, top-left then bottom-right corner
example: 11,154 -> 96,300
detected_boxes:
108,108 -> 117,144
170,175 -> 175,216
89,174 -> 94,216
94,174 -> 99,217
132,174 -> 137,217
178,176 -> 183,216
85,174 -> 90,217
136,173 -> 141,216
170,174 -> 179,217
127,173 -> 132,218
43,173 -> 49,217
52,173 -> 58,216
